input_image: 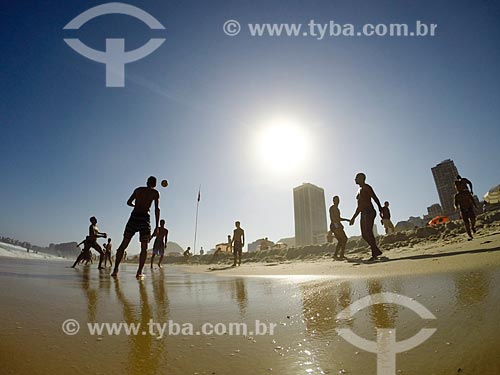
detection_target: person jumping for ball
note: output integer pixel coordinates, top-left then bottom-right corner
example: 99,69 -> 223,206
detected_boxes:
231,221 -> 245,267
349,173 -> 384,262
111,176 -> 160,279
151,219 -> 168,269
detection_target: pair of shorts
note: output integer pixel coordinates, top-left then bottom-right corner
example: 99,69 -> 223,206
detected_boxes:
233,241 -> 243,253
124,211 -> 151,243
153,240 -> 165,256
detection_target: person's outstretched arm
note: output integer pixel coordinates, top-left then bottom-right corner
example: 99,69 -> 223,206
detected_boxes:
350,207 -> 361,225
242,230 -> 245,247
127,190 -> 136,207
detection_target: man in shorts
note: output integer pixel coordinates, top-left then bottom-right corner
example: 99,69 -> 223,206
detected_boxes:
151,219 -> 168,269
103,238 -> 113,267
329,196 -> 350,260
380,201 -> 395,234
111,176 -> 160,279
231,221 -> 245,267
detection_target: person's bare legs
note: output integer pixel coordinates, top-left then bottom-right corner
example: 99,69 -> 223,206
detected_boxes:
361,210 -> 381,259
150,254 -> 155,269
93,244 -> 105,269
158,255 -> 163,268
463,217 -> 473,239
72,253 -> 85,268
136,241 -> 148,278
111,237 -> 132,277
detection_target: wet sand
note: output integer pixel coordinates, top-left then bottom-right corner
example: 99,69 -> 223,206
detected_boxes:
1,251 -> 500,375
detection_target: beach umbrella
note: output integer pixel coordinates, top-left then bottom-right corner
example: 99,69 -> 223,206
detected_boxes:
484,184 -> 500,204
428,215 -> 449,226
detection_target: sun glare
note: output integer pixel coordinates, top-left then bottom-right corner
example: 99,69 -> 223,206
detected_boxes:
255,118 -> 310,175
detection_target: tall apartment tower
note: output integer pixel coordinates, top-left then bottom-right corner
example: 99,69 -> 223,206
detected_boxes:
293,183 -> 328,246
431,159 -> 459,216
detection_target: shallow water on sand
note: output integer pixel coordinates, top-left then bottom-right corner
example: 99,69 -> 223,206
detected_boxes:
1,258 -> 500,375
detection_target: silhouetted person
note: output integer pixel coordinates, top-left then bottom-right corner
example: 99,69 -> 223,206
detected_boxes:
349,173 -> 383,261
104,238 -> 113,267
227,235 -> 233,253
111,176 -> 160,279
455,175 -> 473,194
455,188 -> 477,240
72,217 -> 107,269
380,201 -> 395,234
151,219 -> 168,269
231,221 -> 245,266
329,196 -> 350,260
199,247 -> 204,256
183,247 -> 191,258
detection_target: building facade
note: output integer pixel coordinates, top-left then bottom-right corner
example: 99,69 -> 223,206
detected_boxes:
431,159 -> 459,216
293,183 -> 328,246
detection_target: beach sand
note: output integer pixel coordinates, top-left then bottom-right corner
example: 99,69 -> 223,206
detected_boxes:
1,231 -> 500,375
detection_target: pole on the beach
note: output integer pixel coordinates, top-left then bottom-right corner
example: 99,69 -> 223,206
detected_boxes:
193,185 -> 201,255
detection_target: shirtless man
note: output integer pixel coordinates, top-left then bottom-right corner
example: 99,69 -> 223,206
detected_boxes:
72,217 -> 107,269
231,221 -> 245,267
103,238 -> 113,267
227,235 -> 233,253
329,196 -> 350,260
455,187 -> 478,240
111,176 -> 160,279
349,173 -> 384,261
151,219 -> 168,269
455,175 -> 473,194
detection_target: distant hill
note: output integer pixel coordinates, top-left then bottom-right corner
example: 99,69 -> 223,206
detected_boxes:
166,242 -> 183,254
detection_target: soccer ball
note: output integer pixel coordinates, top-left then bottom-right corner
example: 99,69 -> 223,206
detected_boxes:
161,179 -> 168,188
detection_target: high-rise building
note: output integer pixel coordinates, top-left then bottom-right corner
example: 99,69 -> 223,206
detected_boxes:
426,203 -> 443,218
431,159 -> 459,216
293,183 -> 328,246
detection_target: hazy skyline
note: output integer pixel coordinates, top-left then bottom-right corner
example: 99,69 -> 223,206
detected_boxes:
1,0 -> 499,253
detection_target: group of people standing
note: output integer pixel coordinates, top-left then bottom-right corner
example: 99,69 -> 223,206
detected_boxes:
72,176 -> 169,279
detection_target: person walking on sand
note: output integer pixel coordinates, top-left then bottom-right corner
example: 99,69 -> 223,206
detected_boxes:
380,201 -> 395,234
103,238 -> 113,267
231,221 -> 245,267
455,187 -> 478,240
151,219 -> 168,269
72,217 -> 107,269
111,176 -> 160,279
329,196 -> 350,260
349,173 -> 384,261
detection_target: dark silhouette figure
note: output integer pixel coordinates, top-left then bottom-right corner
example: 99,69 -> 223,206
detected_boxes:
151,219 -> 168,269
349,173 -> 383,261
380,201 -> 395,234
72,216 -> 107,269
455,187 -> 477,240
104,238 -> 113,267
112,176 -> 160,279
231,221 -> 245,267
329,196 -> 350,260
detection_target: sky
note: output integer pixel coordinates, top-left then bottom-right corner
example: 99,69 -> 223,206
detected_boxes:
1,0 -> 499,254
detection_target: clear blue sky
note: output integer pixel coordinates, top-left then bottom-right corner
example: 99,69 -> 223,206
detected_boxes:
1,0 -> 499,253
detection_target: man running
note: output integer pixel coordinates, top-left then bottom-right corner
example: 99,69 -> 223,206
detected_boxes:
111,176 -> 160,279
349,173 -> 384,261
455,187 -> 478,240
231,221 -> 245,267
72,217 -> 107,269
329,196 -> 350,260
103,238 -> 113,267
151,219 -> 168,269
380,201 -> 395,234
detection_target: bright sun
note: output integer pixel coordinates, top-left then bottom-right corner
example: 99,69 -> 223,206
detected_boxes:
255,118 -> 310,175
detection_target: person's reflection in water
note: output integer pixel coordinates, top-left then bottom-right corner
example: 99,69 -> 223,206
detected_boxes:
367,280 -> 397,331
81,266 -> 98,323
151,268 -> 169,321
113,279 -> 164,375
231,278 -> 248,318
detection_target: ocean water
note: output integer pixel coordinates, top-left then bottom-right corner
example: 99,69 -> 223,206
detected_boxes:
1,257 -> 499,375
